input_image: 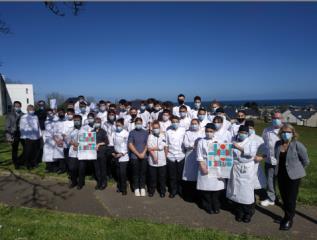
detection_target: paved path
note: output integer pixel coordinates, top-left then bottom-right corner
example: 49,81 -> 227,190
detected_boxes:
0,171 -> 316,239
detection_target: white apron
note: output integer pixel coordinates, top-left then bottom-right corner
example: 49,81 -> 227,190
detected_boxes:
42,120 -> 56,162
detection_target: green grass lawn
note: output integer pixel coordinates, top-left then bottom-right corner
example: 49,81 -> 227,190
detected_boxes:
0,116 -> 316,204
0,204 -> 266,240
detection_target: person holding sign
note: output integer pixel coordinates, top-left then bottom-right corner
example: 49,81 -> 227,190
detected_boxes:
147,121 -> 167,198
77,112 -> 97,189
196,123 -> 226,214
227,125 -> 258,223
112,118 -> 130,195
93,117 -> 109,190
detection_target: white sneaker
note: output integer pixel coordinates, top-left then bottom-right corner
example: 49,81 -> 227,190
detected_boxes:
140,188 -> 146,197
260,199 -> 275,207
135,189 -> 140,197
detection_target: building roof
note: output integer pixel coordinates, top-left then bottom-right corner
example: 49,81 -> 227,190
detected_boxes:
291,110 -> 317,120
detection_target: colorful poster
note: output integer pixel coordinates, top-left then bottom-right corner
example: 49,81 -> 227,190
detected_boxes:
77,132 -> 97,160
207,143 -> 233,178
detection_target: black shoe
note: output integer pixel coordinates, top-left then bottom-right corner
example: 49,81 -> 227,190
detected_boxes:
235,215 -> 243,222
122,191 -> 127,196
242,216 -> 251,223
148,193 -> 154,197
160,193 -> 165,198
100,184 -> 107,190
169,193 -> 176,198
280,219 -> 293,230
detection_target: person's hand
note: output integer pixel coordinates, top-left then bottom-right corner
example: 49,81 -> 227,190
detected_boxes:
152,156 -> 158,164
200,163 -> 208,175
73,146 -> 78,151
138,152 -> 146,159
254,156 -> 263,162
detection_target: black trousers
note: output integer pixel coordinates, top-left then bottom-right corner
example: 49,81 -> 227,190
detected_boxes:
234,201 -> 255,219
45,162 -> 59,172
278,171 -> 301,221
116,161 -> 128,192
68,157 -> 79,185
200,190 -> 221,212
23,139 -> 40,169
182,181 -> 198,202
78,160 -> 96,187
105,146 -> 115,179
167,159 -> 185,195
131,158 -> 147,190
148,165 -> 166,194
94,153 -> 107,187
11,137 -> 24,167
35,137 -> 44,165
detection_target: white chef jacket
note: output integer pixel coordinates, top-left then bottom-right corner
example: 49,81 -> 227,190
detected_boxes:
147,133 -> 167,167
165,127 -> 186,162
230,121 -> 246,138
226,137 -> 257,204
42,119 -> 56,162
196,137 -> 226,191
214,126 -> 232,143
97,111 -> 108,125
150,110 -> 162,121
179,117 -> 191,130
67,128 -> 79,158
139,110 -> 151,130
53,120 -> 66,159
159,120 -> 171,134
262,125 -> 281,165
113,129 -> 129,162
79,112 -> 88,125
19,114 -> 41,140
172,104 -> 192,117
182,130 -> 204,181
103,121 -> 116,147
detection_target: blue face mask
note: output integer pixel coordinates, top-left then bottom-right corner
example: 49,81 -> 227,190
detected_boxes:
194,102 -> 201,109
249,129 -> 255,135
140,105 -> 146,111
171,122 -> 179,130
198,115 -> 205,121
74,121 -> 81,128
116,126 -> 123,133
281,132 -> 293,142
238,133 -> 248,142
14,107 -> 21,113
272,119 -> 282,127
191,124 -> 199,131
214,123 -> 222,130
135,124 -> 143,130
179,112 -> 187,118
108,115 -> 115,121
152,128 -> 160,135
80,108 -> 86,113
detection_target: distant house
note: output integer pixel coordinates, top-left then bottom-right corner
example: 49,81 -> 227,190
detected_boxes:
282,110 -> 298,124
224,108 -> 237,120
244,108 -> 261,119
283,109 -> 317,127
0,74 -> 34,115
306,112 -> 317,127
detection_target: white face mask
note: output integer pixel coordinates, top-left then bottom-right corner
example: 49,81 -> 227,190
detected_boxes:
205,132 -> 214,139
162,115 -> 169,122
152,128 -> 160,135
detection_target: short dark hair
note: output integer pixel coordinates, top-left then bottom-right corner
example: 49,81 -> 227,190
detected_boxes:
116,118 -> 125,125
213,116 -> 223,123
99,100 -> 106,105
13,101 -> 22,106
238,109 -> 246,115
152,120 -> 160,127
119,99 -> 127,105
74,115 -> 82,121
198,107 -> 207,114
88,112 -> 95,118
162,109 -> 170,115
178,94 -> 185,98
66,108 -> 75,114
179,105 -> 187,111
194,96 -> 201,101
171,115 -> 180,121
135,117 -> 143,123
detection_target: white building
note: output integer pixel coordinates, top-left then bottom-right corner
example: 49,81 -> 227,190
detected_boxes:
0,74 -> 34,115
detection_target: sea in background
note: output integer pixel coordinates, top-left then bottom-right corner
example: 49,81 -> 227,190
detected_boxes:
185,98 -> 317,109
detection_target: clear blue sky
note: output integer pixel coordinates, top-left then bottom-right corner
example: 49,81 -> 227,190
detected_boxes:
0,2 -> 317,102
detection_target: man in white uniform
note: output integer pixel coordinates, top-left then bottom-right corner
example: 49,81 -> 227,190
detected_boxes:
172,94 -> 191,117
189,96 -> 202,119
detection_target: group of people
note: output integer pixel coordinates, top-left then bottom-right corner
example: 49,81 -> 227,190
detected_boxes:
5,94 -> 310,230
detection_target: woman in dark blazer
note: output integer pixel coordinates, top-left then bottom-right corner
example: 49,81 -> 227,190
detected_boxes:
274,123 -> 310,231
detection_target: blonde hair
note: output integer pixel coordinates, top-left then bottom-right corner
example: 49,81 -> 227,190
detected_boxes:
278,123 -> 298,141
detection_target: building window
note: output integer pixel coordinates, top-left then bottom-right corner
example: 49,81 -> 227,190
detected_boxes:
27,98 -> 29,104
26,88 -> 28,94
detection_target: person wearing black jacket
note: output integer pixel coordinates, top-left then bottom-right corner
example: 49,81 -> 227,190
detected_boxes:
5,101 -> 25,169
35,100 -> 47,165
94,117 -> 109,190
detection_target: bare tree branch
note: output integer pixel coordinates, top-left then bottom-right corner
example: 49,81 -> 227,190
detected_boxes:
0,19 -> 11,35
44,1 -> 83,17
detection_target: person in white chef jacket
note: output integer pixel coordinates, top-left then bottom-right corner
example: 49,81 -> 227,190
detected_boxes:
138,100 -> 151,130
213,108 -> 232,131
112,118 -> 130,195
182,118 -> 204,201
78,101 -> 89,125
230,110 -> 247,138
150,101 -> 162,122
96,100 -> 108,125
147,121 -> 167,198
66,115 -> 82,189
226,125 -> 258,223
245,120 -> 267,201
77,112 -> 97,189
159,109 -> 171,135
189,96 -> 202,119
20,105 -> 42,169
197,108 -> 210,133
43,108 -> 58,173
53,109 -> 67,174
179,105 -> 191,130
172,94 -> 191,117
62,108 -> 75,174
74,95 -> 89,115
212,116 -> 232,143
196,123 -> 226,214
165,115 -> 186,198
124,107 -> 138,132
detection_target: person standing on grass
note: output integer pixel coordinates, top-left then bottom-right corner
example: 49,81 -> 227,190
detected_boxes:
128,117 -> 149,197
275,124 -> 309,231
112,118 -> 130,195
19,105 -> 41,170
147,121 -> 167,198
35,100 -> 47,166
5,101 -> 25,169
93,117 -> 109,190
261,112 -> 284,207
165,115 -> 186,198
227,125 -> 257,223
53,109 -> 67,174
